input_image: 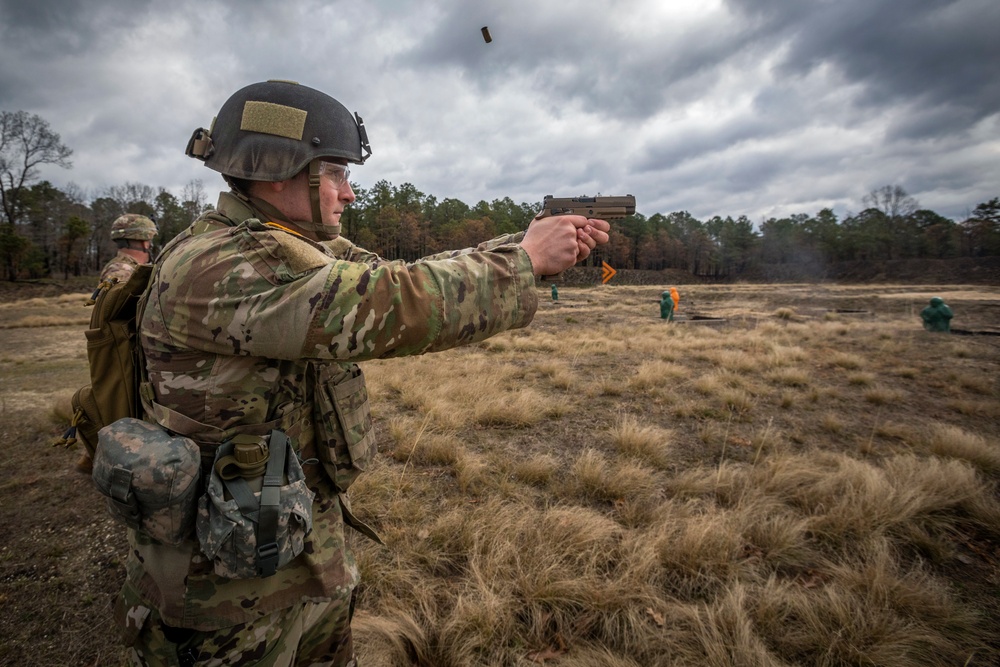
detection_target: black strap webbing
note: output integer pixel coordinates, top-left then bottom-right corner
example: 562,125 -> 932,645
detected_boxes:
224,477 -> 260,523
256,430 -> 287,577
219,430 -> 287,578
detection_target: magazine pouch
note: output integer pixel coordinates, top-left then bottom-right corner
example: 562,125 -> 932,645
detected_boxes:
312,363 -> 377,492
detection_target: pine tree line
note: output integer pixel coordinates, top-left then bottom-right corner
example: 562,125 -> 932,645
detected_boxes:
2,111 -> 997,281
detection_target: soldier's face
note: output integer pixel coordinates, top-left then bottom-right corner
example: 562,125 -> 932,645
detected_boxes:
269,161 -> 356,238
317,160 -> 356,229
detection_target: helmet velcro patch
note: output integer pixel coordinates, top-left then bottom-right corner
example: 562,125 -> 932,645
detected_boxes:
241,101 -> 307,140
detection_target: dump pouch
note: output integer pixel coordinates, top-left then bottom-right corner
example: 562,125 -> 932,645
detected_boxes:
312,363 -> 377,492
92,418 -> 202,545
196,430 -> 315,579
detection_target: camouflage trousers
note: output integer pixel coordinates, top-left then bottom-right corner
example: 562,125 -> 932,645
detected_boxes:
126,595 -> 356,667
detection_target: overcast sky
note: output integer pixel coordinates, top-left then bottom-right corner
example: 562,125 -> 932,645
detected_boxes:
1,0 -> 997,224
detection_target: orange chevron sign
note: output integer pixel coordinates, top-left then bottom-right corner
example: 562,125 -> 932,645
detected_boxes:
601,261 -> 617,284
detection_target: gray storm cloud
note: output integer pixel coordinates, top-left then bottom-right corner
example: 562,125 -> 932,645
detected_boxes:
0,0 -> 996,222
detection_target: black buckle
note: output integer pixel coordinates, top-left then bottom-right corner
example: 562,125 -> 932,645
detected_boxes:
258,542 -> 279,578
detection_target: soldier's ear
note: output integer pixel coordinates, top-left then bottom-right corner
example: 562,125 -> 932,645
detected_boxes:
261,180 -> 288,193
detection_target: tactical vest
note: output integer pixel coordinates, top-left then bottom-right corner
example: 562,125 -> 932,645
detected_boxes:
139,207 -> 380,543
64,205 -> 379,549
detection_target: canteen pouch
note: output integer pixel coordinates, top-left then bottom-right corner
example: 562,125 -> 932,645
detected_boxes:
196,430 -> 315,579
92,418 -> 201,545
312,363 -> 377,492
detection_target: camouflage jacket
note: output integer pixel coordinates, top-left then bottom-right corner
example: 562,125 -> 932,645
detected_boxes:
99,250 -> 141,284
125,191 -> 537,630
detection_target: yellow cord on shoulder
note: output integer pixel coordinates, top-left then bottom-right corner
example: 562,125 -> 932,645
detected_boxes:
264,221 -> 306,238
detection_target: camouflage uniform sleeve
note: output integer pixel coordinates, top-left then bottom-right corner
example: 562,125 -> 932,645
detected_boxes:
322,231 -> 526,265
320,237 -> 391,268
150,224 -> 538,362
416,232 -> 527,261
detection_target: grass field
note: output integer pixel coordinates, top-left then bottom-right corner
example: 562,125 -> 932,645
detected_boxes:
1,282 -> 998,666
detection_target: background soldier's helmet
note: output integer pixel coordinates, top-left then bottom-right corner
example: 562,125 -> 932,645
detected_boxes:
185,79 -> 372,181
110,214 -> 158,241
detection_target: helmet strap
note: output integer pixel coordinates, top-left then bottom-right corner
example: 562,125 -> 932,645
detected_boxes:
309,159 -> 322,225
280,159 -> 340,241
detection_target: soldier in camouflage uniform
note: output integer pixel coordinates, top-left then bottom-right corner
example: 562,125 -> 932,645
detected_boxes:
99,213 -> 158,284
118,80 -> 609,666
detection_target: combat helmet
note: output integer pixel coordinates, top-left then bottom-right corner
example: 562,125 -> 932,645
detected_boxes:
185,79 -> 372,239
110,213 -> 158,241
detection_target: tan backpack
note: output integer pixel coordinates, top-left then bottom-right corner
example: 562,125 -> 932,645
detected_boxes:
56,263 -> 154,473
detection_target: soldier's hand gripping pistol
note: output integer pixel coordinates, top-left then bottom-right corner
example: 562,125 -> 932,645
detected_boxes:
534,194 -> 636,281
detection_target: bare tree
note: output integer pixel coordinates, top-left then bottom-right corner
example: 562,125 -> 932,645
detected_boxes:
0,111 -> 73,226
0,111 -> 73,279
863,185 -> 919,220
181,179 -> 209,217
105,182 -> 158,216
862,185 -> 919,259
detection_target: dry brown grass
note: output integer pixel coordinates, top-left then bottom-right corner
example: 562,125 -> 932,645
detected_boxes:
0,292 -> 92,329
608,413 -> 673,469
0,314 -> 90,328
2,283 -> 999,666
927,424 -> 1000,475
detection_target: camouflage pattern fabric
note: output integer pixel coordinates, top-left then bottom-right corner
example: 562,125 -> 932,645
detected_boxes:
111,213 -> 158,241
92,418 -> 201,545
123,190 -> 537,636
99,250 -> 142,285
126,593 -> 355,666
